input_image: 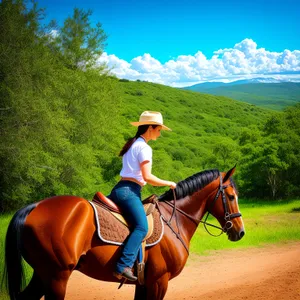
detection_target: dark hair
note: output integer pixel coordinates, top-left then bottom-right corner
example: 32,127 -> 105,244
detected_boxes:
119,125 -> 158,156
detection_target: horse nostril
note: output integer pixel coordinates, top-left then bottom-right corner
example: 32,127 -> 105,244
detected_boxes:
239,230 -> 245,239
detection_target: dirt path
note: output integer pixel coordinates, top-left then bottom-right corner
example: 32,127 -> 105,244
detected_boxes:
65,242 -> 300,300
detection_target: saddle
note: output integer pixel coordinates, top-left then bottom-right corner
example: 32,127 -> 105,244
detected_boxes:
93,191 -> 156,219
89,192 -> 164,285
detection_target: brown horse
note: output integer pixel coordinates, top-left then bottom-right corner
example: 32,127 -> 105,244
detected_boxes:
3,167 -> 244,300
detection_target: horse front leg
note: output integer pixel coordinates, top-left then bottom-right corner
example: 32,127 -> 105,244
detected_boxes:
145,274 -> 169,300
43,270 -> 71,300
134,284 -> 147,300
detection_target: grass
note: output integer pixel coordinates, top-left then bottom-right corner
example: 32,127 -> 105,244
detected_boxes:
0,215 -> 13,300
0,214 -> 33,300
190,199 -> 300,255
0,214 -> 12,263
1,199 -> 300,298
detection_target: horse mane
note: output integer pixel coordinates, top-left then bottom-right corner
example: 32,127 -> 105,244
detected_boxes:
158,169 -> 220,201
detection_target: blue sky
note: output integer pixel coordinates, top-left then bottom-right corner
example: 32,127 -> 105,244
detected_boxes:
38,0 -> 300,86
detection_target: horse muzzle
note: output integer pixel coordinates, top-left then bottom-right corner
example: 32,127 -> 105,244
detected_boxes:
226,224 -> 245,241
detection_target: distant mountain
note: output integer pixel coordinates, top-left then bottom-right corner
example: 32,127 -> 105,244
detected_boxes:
183,80 -> 300,110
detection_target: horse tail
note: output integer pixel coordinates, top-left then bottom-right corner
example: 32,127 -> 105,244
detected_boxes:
2,203 -> 37,300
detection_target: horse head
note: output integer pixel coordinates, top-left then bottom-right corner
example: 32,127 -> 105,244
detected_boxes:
205,166 -> 245,242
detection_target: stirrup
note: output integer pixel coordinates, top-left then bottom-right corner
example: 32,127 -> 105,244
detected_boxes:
113,268 -> 137,282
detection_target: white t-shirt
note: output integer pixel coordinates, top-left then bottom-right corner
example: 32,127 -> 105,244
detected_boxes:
120,137 -> 152,185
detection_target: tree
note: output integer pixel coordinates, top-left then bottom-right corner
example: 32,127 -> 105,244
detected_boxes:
239,105 -> 300,199
0,1 -> 121,211
200,137 -> 240,172
0,0 -> 49,211
239,138 -> 283,199
52,8 -> 107,70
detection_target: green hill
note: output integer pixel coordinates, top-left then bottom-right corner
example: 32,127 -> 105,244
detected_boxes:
119,80 -> 271,129
115,79 -> 273,196
184,82 -> 300,110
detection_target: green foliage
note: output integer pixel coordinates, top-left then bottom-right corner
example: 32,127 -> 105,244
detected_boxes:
239,104 -> 300,199
50,8 -> 107,70
0,1 -> 299,211
211,137 -> 240,170
0,1 -> 120,211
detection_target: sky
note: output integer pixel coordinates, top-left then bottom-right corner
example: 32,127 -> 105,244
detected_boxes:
38,0 -> 300,87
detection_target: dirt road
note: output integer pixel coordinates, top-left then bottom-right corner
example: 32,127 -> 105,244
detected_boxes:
65,242 -> 300,300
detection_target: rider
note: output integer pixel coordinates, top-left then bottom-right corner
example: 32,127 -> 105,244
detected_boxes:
109,111 -> 177,281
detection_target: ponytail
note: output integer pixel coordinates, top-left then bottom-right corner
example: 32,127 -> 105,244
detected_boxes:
119,125 -> 157,156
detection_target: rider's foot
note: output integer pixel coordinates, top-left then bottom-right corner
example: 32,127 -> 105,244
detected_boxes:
113,267 -> 137,281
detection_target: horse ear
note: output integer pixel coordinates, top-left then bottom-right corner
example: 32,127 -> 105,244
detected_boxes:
223,165 -> 236,183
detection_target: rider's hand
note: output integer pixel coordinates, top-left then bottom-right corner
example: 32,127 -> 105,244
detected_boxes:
169,182 -> 177,189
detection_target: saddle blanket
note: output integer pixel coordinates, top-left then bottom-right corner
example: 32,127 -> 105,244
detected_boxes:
89,201 -> 164,247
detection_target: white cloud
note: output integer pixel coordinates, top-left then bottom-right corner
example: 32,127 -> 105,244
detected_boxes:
131,54 -> 163,73
98,39 -> 300,87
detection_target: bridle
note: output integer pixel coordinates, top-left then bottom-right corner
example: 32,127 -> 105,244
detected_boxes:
202,171 -> 242,236
156,172 -> 242,253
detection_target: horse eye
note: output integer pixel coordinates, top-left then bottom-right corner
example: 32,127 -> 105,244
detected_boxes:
228,195 -> 235,201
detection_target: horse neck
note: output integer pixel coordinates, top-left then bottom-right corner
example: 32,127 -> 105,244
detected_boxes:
176,179 -> 220,241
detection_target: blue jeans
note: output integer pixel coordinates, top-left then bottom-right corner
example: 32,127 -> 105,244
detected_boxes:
108,181 -> 148,274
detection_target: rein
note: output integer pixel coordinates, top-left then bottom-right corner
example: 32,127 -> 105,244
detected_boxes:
156,189 -> 190,254
156,173 -> 242,252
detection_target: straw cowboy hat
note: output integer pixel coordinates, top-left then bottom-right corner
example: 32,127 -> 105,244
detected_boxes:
130,111 -> 171,131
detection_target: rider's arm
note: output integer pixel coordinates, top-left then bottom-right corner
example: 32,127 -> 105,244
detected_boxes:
140,161 -> 176,189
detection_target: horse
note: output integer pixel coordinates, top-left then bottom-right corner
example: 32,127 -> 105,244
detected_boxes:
3,166 -> 245,300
